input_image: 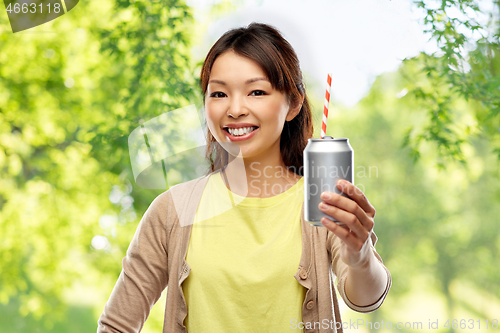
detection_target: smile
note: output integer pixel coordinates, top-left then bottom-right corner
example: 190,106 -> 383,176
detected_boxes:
224,127 -> 259,141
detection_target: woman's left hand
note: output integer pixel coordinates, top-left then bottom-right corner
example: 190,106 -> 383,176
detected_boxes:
318,179 -> 376,268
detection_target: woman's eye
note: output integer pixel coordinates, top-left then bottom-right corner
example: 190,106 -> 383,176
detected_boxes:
210,92 -> 227,98
250,90 -> 266,96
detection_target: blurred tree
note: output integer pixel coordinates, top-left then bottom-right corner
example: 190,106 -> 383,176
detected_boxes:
0,0 -> 196,330
407,0 -> 500,166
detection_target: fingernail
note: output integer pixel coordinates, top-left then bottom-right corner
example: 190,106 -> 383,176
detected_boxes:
321,192 -> 330,200
337,179 -> 344,186
321,218 -> 330,225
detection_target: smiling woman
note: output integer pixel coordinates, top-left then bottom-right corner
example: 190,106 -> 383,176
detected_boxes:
205,51 -> 297,166
97,22 -> 391,333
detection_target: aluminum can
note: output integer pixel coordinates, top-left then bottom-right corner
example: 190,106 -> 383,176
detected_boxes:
304,137 -> 354,227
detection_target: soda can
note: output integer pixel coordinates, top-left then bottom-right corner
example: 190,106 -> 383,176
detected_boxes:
304,137 -> 354,227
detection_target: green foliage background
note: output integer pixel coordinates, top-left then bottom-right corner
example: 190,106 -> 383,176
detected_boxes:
0,0 -> 499,332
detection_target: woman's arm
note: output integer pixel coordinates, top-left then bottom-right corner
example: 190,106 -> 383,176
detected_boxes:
320,179 -> 391,310
343,234 -> 390,307
97,193 -> 171,333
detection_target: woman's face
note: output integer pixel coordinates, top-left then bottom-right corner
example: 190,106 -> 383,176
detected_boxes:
205,50 -> 300,161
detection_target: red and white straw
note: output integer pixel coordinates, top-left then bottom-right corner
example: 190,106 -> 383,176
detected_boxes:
321,73 -> 332,139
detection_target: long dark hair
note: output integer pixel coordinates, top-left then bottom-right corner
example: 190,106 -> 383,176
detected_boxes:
200,22 -> 314,176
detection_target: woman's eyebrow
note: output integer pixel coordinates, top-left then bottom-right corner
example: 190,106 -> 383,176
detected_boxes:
208,77 -> 269,85
208,79 -> 226,85
245,77 -> 269,84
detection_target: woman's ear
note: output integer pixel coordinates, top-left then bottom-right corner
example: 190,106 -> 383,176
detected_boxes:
286,95 -> 305,122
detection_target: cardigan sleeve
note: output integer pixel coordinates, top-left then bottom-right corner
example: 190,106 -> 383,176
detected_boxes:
97,192 -> 172,333
329,230 -> 392,313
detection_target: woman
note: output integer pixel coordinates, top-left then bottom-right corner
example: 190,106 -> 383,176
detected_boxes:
97,22 -> 391,333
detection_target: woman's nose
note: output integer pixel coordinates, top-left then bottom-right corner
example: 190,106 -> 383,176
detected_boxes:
227,97 -> 248,118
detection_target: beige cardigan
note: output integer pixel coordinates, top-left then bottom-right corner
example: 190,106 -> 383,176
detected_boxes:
97,171 -> 391,333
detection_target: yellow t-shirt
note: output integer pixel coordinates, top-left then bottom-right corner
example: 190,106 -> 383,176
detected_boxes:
182,171 -> 306,332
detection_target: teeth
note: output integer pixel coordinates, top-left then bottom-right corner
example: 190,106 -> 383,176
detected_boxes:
228,126 -> 256,136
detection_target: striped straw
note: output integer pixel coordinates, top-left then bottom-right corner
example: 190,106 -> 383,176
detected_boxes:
321,73 -> 332,139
